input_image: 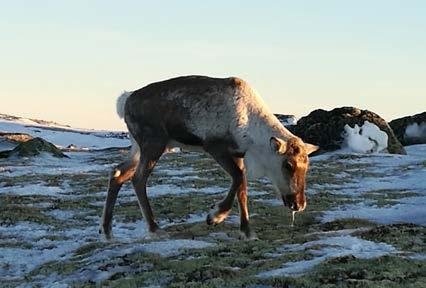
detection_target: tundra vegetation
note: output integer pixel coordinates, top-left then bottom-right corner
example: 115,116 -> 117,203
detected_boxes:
0,143 -> 425,287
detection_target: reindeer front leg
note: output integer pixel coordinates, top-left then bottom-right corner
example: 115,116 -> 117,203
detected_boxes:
205,151 -> 256,239
236,169 -> 257,240
204,146 -> 241,226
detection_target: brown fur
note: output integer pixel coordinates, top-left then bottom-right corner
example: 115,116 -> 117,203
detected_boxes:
283,138 -> 309,211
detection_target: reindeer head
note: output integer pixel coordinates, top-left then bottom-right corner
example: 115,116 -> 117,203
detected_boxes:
268,137 -> 318,212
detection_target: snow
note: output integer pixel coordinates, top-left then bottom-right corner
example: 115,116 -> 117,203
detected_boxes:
0,183 -> 67,197
138,239 -> 215,257
0,222 -> 79,279
280,116 -> 297,126
257,235 -> 396,278
0,217 -> 214,281
0,240 -> 81,280
321,196 -> 426,226
275,115 -> 297,126
0,118 -> 129,150
319,144 -> 426,226
342,121 -> 388,153
405,122 -> 426,139
409,253 -> 426,261
0,151 -> 113,177
28,239 -> 213,287
148,184 -> 226,197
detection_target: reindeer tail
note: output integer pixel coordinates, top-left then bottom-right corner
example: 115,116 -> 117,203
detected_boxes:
116,91 -> 133,119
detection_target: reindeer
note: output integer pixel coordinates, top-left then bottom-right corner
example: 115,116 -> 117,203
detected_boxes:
100,76 -> 318,240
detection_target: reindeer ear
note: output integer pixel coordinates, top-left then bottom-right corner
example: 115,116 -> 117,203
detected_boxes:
270,137 -> 287,154
305,143 -> 319,155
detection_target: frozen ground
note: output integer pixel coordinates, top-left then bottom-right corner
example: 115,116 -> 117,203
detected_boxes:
0,119 -> 425,287
0,115 -> 128,150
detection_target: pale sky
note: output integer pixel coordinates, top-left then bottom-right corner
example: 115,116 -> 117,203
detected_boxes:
1,1 -> 425,131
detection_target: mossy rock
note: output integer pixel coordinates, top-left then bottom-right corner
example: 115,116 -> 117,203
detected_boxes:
0,137 -> 68,158
389,111 -> 426,145
290,107 -> 406,155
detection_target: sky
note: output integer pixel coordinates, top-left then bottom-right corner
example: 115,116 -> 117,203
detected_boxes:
1,0 -> 425,131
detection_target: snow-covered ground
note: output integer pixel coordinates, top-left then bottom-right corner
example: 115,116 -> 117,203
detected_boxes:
255,144 -> 426,278
319,145 -> 426,226
0,114 -> 129,150
258,232 -> 396,278
1,115 -> 425,286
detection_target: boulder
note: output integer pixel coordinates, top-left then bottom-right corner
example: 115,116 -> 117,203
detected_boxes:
289,107 -> 406,155
389,112 -> 426,146
0,132 -> 34,153
0,137 -> 68,158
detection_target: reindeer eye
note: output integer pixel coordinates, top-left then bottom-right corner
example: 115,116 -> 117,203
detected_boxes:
284,162 -> 293,172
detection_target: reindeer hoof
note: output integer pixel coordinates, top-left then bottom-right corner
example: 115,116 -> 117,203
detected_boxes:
206,213 -> 215,226
99,225 -> 113,240
206,207 -> 230,226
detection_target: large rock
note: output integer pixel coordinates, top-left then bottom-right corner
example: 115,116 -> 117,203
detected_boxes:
0,137 -> 68,158
0,132 -> 33,152
290,107 -> 406,155
389,112 -> 426,146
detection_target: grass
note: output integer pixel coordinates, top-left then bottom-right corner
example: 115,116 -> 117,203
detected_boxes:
0,148 -> 425,287
261,256 -> 426,288
357,224 -> 426,254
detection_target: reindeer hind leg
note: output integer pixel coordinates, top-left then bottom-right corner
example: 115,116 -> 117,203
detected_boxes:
131,139 -> 167,238
100,144 -> 140,239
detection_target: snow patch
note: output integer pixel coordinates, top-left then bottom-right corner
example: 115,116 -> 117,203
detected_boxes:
29,239 -> 214,286
0,119 -> 129,150
321,196 -> 426,226
405,122 -> 426,139
316,145 -> 426,226
342,121 -> 388,153
257,235 -> 396,278
0,184 -> 66,197
141,239 -> 215,257
0,151 -> 112,177
409,253 -> 426,261
280,116 -> 297,126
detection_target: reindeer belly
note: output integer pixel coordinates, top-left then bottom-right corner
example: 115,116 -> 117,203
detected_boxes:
165,113 -> 245,156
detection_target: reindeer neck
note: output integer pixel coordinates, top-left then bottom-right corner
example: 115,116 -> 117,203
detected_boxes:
247,109 -> 295,148
243,109 -> 295,180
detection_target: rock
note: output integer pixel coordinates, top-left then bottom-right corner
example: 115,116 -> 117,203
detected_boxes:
274,114 -> 297,126
0,137 -> 68,158
67,144 -> 77,150
0,132 -> 34,153
389,112 -> 426,145
290,107 -> 406,154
